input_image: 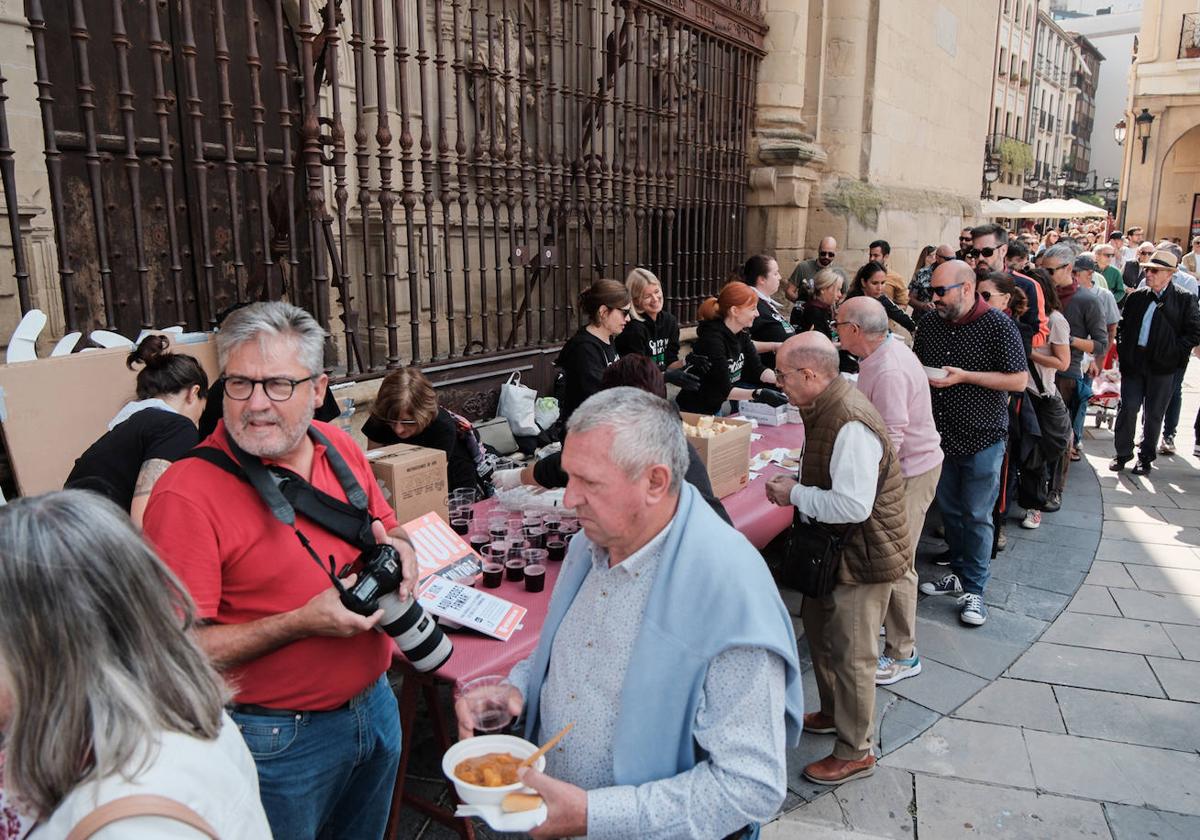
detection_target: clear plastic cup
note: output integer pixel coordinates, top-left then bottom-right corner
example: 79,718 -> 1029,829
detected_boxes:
457,675 -> 515,735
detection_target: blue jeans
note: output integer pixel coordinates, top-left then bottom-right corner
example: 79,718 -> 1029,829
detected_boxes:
935,440 -> 1005,596
1162,360 -> 1188,439
231,675 -> 401,840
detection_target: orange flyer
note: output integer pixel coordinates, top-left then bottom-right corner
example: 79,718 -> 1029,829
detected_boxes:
403,512 -> 481,584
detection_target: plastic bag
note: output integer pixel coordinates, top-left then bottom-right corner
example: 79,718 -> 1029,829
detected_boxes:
535,396 -> 560,431
498,372 -> 539,436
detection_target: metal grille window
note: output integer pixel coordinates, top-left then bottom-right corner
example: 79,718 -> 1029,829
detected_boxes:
2,0 -> 765,385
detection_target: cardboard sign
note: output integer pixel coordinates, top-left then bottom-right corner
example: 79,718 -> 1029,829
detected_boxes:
0,336 -> 219,496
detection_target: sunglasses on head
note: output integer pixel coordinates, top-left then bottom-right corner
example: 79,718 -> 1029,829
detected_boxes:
966,247 -> 996,259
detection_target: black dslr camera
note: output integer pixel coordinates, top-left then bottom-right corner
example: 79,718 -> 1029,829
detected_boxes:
339,544 -> 452,673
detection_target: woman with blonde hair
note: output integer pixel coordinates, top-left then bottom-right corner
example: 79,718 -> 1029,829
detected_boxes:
615,267 -> 682,372
363,366 -> 480,491
676,282 -> 784,416
0,490 -> 270,838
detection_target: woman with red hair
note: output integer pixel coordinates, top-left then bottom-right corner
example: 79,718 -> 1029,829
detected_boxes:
676,282 -> 785,416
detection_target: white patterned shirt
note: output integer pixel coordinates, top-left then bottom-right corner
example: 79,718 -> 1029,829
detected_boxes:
508,521 -> 789,839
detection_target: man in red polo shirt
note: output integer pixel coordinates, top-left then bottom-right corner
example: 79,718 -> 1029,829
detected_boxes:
144,301 -> 417,840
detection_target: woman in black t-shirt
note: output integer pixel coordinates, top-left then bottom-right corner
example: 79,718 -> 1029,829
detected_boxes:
65,336 -> 208,525
362,366 -> 479,492
675,282 -> 784,416
555,279 -> 631,423
743,254 -> 795,370
614,268 -> 681,371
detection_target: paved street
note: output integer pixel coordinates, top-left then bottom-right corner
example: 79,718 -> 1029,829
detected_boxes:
767,362 -> 1200,839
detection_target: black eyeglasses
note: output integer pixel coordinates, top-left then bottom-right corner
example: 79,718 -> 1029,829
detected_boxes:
832,320 -> 857,330
980,290 -> 1003,301
930,282 -> 965,296
966,247 -> 996,259
223,375 -> 317,402
818,251 -> 836,258
959,236 -> 973,243
1043,263 -> 1069,273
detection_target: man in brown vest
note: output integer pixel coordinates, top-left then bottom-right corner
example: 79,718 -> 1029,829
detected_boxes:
766,333 -> 910,786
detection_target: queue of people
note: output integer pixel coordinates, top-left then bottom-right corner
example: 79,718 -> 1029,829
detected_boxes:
5,219 -> 1199,838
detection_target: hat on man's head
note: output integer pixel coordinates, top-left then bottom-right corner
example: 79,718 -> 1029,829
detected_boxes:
1073,254 -> 1098,273
1139,249 -> 1179,270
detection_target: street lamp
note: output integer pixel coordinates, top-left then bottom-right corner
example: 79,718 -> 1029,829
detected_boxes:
1055,171 -> 1068,196
1135,108 -> 1155,164
982,159 -> 1000,199
1113,118 -> 1126,146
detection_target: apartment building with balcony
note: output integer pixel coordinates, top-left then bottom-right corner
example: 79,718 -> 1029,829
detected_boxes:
1027,8 -> 1084,199
986,1 -> 1039,198
1064,35 -> 1104,189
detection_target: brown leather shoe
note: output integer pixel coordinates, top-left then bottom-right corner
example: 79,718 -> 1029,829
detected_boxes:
802,711 -> 836,734
802,753 -> 876,785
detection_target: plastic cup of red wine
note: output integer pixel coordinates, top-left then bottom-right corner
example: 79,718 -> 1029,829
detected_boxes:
481,562 -> 503,588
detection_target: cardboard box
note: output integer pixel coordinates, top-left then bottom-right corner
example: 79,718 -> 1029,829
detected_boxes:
787,405 -> 802,425
0,335 -> 219,496
737,401 -> 791,426
366,443 -> 448,525
679,413 -> 752,499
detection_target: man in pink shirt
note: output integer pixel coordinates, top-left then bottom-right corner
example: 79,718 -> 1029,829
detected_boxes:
837,297 -> 943,685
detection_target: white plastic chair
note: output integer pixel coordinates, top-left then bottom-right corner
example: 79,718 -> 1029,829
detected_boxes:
89,330 -> 135,350
50,331 -> 83,357
6,309 -> 47,364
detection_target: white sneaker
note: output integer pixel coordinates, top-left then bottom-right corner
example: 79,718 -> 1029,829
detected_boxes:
1160,436 -> 1176,456
1021,510 -> 1042,530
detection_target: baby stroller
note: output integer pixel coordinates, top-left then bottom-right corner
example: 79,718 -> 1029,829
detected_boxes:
1088,344 -> 1120,430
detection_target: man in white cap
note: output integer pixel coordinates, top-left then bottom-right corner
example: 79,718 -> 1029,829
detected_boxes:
1110,249 -> 1200,475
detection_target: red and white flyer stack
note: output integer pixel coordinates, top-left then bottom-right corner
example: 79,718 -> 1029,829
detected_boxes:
403,513 -> 526,642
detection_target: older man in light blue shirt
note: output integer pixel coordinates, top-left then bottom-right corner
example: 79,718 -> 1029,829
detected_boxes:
457,388 -> 804,840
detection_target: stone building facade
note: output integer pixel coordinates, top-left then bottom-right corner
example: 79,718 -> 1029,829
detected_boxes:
1,0 -> 993,381
1120,0 -> 1200,242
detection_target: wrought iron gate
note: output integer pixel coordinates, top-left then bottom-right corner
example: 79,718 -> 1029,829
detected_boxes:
2,0 -> 765,384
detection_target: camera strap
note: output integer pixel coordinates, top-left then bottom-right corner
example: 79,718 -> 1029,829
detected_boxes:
182,426 -> 379,585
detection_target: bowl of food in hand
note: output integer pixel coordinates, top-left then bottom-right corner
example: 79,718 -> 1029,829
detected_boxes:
442,734 -> 546,806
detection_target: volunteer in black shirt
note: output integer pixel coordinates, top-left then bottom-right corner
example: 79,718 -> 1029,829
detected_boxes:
615,267 -> 681,371
362,365 -> 479,492
555,279 -> 630,422
744,254 -> 795,369
676,281 -> 786,416
495,355 -> 731,523
65,335 -> 208,525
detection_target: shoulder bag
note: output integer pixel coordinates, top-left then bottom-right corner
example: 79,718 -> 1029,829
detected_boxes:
66,794 -> 219,840
782,447 -> 888,599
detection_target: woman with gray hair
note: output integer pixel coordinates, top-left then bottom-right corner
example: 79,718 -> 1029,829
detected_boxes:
0,490 -> 271,838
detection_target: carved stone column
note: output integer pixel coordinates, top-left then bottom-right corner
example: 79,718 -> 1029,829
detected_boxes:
746,0 -> 827,266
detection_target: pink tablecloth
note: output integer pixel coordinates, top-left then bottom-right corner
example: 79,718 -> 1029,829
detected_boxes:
392,500 -> 561,689
722,420 -> 805,548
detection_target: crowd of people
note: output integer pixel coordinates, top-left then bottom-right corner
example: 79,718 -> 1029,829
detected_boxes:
2,220 -> 1199,838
